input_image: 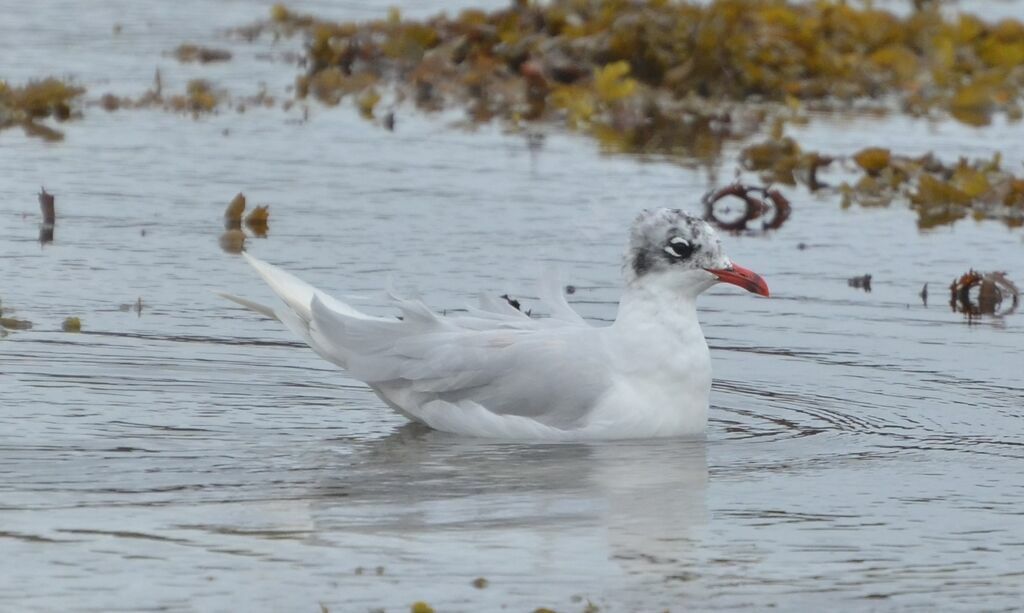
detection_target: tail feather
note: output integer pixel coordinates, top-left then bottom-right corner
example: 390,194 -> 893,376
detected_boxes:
218,292 -> 277,320
242,252 -> 317,323
242,252 -> 373,322
224,253 -> 391,369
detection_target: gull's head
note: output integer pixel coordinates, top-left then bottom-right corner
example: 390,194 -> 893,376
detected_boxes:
624,208 -> 769,298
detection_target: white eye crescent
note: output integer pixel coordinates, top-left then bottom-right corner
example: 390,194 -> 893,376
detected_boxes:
664,237 -> 692,258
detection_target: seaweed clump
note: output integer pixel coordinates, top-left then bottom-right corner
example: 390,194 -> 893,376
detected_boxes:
167,79 -> 223,114
220,192 -> 272,253
0,297 -> 32,333
97,71 -> 226,117
950,270 -> 1019,319
263,0 -> 1023,151
172,44 -> 233,64
0,77 -> 85,141
702,183 -> 791,232
739,137 -> 1024,228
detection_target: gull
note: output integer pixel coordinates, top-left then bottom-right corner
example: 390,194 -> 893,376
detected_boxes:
223,208 -> 768,440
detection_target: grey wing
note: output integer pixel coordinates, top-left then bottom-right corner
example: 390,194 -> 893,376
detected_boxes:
309,295 -> 612,429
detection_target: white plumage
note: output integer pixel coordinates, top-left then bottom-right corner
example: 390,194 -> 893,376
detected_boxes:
223,209 -> 768,440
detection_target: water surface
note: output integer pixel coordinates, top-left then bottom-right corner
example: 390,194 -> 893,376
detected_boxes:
2,1 -> 1024,611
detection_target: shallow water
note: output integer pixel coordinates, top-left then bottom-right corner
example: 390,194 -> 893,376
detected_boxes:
3,1 -> 1024,611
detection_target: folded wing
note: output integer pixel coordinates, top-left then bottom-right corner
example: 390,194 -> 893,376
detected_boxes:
227,255 -> 610,431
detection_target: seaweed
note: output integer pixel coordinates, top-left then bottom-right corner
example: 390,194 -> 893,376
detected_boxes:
225,192 -> 246,228
739,136 -> 1024,228
950,270 -> 1019,318
167,79 -> 223,115
0,317 -> 33,331
261,0 -> 1023,149
702,183 -> 791,232
244,205 -> 270,237
172,44 -> 233,64
220,193 -> 270,251
219,229 -> 247,254
0,77 -> 85,140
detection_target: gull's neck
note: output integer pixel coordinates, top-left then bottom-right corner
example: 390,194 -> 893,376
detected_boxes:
612,276 -> 703,337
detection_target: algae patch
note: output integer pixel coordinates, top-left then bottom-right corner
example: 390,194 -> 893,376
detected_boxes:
950,270 -> 1020,319
260,0 -> 1024,146
739,137 -> 1024,228
172,44 -> 233,64
0,77 -> 85,141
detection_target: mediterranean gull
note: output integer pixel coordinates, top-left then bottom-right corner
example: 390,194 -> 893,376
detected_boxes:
222,208 -> 769,440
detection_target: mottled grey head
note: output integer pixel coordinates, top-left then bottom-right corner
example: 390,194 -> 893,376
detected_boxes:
623,208 -> 770,297
626,209 -> 727,277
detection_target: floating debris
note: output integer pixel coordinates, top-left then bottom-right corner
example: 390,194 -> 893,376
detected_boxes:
118,297 -> 144,316
853,148 -> 892,176
702,183 -> 791,232
38,187 -> 56,244
0,77 -> 85,141
0,317 -> 33,331
219,229 -> 247,254
244,205 -> 270,237
848,274 -> 873,292
950,270 -> 1019,318
99,93 -> 121,112
357,87 -> 382,119
221,193 -> 270,249
61,317 -> 82,332
471,577 -> 488,589
410,603 -> 434,613
920,283 -> 929,306
225,192 -> 246,229
39,187 -> 56,225
172,44 -> 233,64
740,135 -> 1024,228
167,79 -> 223,115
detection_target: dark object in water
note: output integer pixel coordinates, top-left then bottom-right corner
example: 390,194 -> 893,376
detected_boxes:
225,192 -> 245,229
848,274 -> 872,292
39,187 -> 55,224
173,44 -> 232,64
219,229 -> 247,254
0,317 -> 33,331
61,317 -> 82,332
245,205 -> 270,237
920,283 -> 928,306
119,297 -> 144,316
702,183 -> 791,232
38,187 -> 55,245
950,270 -> 1019,318
383,111 -> 395,131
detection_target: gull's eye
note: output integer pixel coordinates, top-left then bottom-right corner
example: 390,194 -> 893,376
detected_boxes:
664,237 -> 693,259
